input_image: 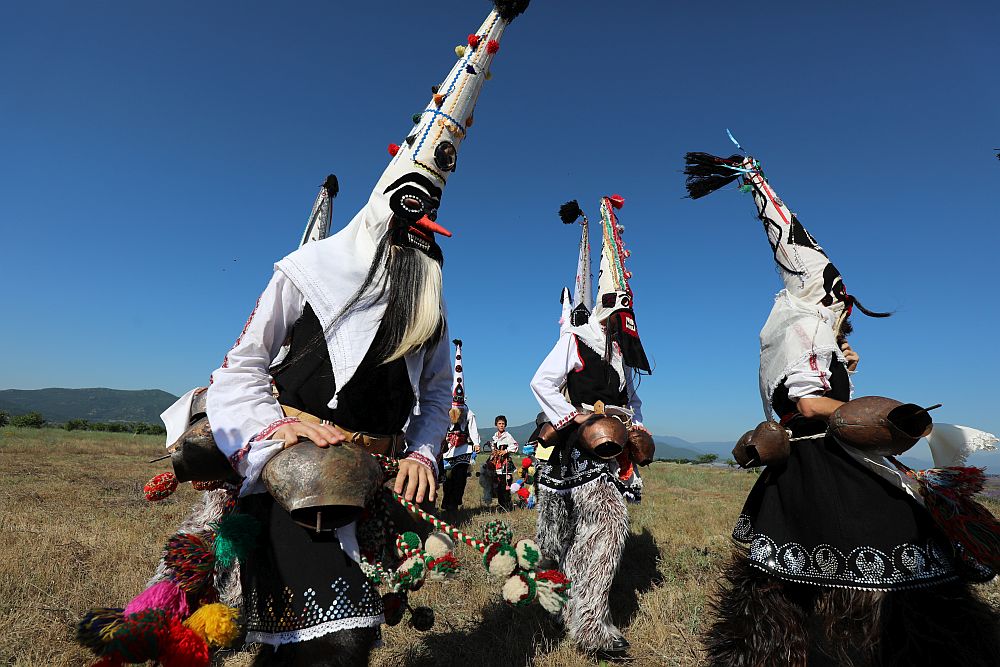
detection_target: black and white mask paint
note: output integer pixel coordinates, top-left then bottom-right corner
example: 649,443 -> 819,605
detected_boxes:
740,158 -> 850,319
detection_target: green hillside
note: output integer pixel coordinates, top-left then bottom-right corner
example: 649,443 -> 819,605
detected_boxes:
0,388 -> 179,424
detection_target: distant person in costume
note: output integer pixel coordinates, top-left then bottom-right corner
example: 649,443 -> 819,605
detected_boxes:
530,195 -> 655,657
685,145 -> 1000,666
488,415 -> 518,509
440,339 -> 481,511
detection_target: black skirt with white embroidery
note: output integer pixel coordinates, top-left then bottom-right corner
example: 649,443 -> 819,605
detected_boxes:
733,432 -> 992,591
239,494 -> 384,645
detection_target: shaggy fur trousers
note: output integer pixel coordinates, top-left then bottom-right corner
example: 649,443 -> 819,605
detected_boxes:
536,479 -> 630,651
703,552 -> 1000,667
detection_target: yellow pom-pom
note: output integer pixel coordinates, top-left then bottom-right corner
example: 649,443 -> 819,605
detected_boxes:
455,45 -> 467,57
485,71 -> 493,81
183,603 -> 240,648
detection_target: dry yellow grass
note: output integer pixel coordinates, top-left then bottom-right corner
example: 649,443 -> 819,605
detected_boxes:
1,427 -> 996,667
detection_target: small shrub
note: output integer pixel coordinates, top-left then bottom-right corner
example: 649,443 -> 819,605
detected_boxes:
10,412 -> 46,428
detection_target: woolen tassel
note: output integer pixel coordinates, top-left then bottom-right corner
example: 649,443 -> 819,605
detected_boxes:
210,513 -> 260,568
433,93 -> 446,106
455,45 -> 467,58
609,194 -> 625,209
486,39 -> 500,54
76,608 -> 125,652
493,0 -> 530,23
183,603 -> 240,648
159,616 -> 210,667
464,115 -> 474,128
467,34 -> 480,48
683,151 -> 745,199
123,580 -> 190,618
559,200 -> 583,224
163,532 -> 215,592
145,472 -> 178,502
387,143 -> 400,157
102,608 -> 169,664
411,113 -> 422,124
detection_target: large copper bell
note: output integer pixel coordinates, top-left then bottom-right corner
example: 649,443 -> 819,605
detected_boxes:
829,396 -> 935,457
578,416 -> 628,460
262,442 -> 384,531
732,421 -> 791,468
167,390 -> 239,484
626,428 -> 655,466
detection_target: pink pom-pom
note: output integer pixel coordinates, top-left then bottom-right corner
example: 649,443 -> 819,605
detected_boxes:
123,581 -> 190,618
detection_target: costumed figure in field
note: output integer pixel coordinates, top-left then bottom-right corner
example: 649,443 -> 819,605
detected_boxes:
488,415 -> 519,510
529,195 -> 656,657
440,338 -> 481,511
73,4 -> 565,667
684,144 -> 1000,666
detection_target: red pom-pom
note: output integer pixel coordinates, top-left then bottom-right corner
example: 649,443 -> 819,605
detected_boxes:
609,194 -> 625,209
467,34 -> 480,48
486,39 -> 500,54
521,457 -> 532,469
159,616 -> 210,667
388,143 -> 400,157
144,473 -> 178,502
517,487 -> 530,500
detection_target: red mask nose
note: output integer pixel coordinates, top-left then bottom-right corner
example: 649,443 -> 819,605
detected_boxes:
411,215 -> 452,238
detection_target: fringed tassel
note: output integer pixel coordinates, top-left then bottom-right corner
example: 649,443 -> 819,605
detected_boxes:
210,513 -> 260,568
182,603 -> 240,649
683,152 -> 746,199
890,458 -> 1000,569
76,608 -> 126,653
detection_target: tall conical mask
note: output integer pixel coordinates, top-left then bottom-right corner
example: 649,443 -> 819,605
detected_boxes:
559,287 -> 572,335
591,195 -> 650,373
300,174 -> 339,246
351,1 -> 530,257
683,147 -> 891,332
558,199 -> 594,327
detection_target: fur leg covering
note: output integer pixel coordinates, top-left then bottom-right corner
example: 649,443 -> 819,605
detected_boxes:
876,581 -> 1000,667
560,479 -> 630,651
702,552 -> 810,667
147,489 -> 243,607
535,488 -> 574,564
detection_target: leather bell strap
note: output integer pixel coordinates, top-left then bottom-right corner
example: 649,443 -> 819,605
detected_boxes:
279,405 -> 404,456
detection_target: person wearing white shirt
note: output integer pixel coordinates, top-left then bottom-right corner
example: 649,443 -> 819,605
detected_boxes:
487,416 -> 518,509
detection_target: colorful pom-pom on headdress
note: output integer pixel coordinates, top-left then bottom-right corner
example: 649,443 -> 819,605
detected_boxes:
144,472 -> 178,502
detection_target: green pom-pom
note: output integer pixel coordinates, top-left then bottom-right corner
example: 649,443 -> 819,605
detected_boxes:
400,531 -> 422,550
412,113 -> 422,124
482,520 -> 514,545
210,513 -> 260,568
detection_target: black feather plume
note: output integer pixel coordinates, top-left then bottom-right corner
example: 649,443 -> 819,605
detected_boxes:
493,0 -> 530,23
848,295 -> 893,319
683,152 -> 744,199
559,200 -> 584,224
322,174 -> 339,198
452,338 -> 463,347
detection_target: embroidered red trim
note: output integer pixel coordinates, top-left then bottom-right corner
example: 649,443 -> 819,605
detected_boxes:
251,417 -> 300,443
554,411 -> 578,429
405,451 -> 438,480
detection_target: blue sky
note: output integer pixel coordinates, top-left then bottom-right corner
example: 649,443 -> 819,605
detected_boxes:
2,1 -> 998,444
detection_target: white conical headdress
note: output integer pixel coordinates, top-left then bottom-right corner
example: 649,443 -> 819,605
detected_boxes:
559,287 -> 572,335
590,194 -> 650,373
299,174 -> 339,246
451,338 -> 466,408
558,199 -> 594,327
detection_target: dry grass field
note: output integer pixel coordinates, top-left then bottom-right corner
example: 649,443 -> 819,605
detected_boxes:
2,427 -> 997,667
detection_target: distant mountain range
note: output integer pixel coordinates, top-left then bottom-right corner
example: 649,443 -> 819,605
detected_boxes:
5,389 -> 996,470
0,388 -> 179,424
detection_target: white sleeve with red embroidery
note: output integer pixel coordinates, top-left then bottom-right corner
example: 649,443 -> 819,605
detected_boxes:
530,333 -> 584,430
402,323 -> 452,475
784,350 -> 835,401
206,270 -> 306,495
625,365 -> 644,427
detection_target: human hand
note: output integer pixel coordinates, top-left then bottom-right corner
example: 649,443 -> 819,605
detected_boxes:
630,423 -> 650,434
573,413 -> 591,426
394,458 -> 437,503
473,445 -> 481,453
840,339 -> 860,372
273,421 -> 348,449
